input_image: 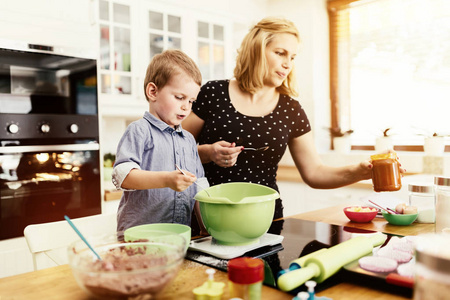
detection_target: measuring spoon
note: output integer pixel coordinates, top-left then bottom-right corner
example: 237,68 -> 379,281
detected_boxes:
243,146 -> 269,151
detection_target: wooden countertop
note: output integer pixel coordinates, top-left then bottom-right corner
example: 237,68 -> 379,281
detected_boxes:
0,205 -> 434,299
0,260 -> 292,300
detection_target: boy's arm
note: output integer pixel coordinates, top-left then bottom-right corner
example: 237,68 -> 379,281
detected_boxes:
121,169 -> 195,191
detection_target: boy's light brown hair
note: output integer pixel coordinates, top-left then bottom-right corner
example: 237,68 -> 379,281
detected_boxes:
143,49 -> 202,101
234,17 -> 300,98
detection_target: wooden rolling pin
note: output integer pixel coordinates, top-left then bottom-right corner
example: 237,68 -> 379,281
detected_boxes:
277,233 -> 387,292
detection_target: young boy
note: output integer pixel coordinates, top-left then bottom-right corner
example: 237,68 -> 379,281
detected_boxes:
112,49 -> 206,233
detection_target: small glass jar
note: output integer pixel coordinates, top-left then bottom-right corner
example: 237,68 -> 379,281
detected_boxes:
435,176 -> 450,233
228,257 -> 264,300
371,153 -> 402,192
408,183 -> 435,223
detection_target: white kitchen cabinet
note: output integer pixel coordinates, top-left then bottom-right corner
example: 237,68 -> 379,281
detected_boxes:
136,1 -> 232,85
135,1 -> 186,105
97,0 -> 237,158
97,0 -> 234,118
0,0 -> 96,51
98,0 -> 134,96
96,0 -> 147,119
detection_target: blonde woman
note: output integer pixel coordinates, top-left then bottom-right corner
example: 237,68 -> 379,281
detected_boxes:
184,17 -> 395,220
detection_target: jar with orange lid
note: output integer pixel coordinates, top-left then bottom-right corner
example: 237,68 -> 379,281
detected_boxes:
370,153 -> 402,192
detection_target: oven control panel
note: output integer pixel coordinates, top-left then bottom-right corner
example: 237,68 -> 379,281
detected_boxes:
0,114 -> 98,140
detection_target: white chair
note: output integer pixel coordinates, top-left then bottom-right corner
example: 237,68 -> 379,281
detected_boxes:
23,213 -> 117,271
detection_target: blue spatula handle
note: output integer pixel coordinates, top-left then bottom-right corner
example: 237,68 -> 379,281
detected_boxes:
64,215 -> 102,261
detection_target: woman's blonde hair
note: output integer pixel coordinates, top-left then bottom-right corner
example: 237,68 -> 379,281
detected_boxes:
143,49 -> 202,101
234,17 -> 300,97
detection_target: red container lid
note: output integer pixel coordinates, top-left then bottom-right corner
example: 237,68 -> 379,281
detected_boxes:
227,257 -> 264,284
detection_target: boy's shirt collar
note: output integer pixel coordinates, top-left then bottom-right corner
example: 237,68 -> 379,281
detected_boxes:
144,111 -> 185,136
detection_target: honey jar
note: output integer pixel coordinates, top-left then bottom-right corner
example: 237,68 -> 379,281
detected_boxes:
371,153 -> 402,192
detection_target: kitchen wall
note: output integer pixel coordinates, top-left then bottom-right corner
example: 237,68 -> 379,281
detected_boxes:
267,0 -> 330,151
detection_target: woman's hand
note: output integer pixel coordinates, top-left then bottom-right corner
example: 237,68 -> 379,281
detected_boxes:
357,160 -> 374,181
371,149 -> 407,174
208,141 -> 243,167
361,150 -> 406,181
390,150 -> 407,175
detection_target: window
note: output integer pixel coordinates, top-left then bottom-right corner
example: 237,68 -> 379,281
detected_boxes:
328,0 -> 450,151
98,0 -> 132,95
147,11 -> 182,59
197,21 -> 225,82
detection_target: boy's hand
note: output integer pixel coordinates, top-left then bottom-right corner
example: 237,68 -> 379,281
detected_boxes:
169,169 -> 196,191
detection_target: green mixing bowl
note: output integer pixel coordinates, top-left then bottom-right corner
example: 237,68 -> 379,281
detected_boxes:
124,223 -> 191,251
195,182 -> 279,246
382,211 -> 418,226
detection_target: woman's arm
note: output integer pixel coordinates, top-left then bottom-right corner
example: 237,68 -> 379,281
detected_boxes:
183,112 -> 204,139
183,113 -> 242,166
183,113 -> 213,163
288,132 -> 373,189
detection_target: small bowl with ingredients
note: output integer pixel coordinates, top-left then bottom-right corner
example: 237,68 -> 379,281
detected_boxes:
343,206 -> 378,223
68,231 -> 186,299
382,203 -> 418,226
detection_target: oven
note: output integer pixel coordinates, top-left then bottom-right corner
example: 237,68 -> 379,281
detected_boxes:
0,40 -> 101,240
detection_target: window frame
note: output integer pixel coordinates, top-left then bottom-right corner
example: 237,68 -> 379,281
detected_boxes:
196,20 -> 226,83
327,0 -> 449,152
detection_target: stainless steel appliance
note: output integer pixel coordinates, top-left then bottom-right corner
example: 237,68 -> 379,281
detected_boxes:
0,40 -> 101,240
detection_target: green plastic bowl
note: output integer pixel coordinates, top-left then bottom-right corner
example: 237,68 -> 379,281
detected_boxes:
194,182 -> 279,246
124,223 -> 191,251
382,211 -> 418,226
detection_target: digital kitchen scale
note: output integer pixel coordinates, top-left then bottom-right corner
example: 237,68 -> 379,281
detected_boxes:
188,233 -> 284,259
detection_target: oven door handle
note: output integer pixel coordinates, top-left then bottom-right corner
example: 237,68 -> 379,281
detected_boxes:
0,143 -> 100,153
